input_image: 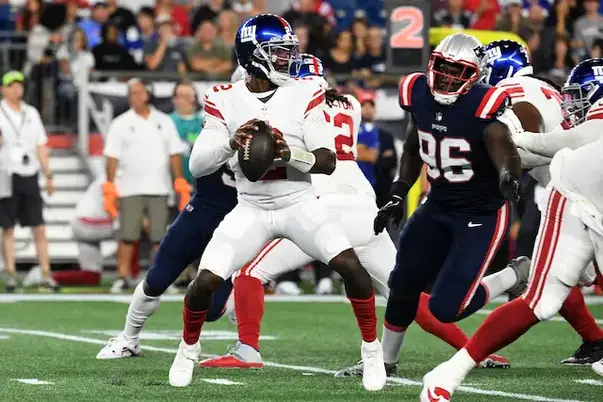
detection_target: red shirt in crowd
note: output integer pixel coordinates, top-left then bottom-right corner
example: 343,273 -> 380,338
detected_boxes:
156,4 -> 190,36
464,0 -> 501,30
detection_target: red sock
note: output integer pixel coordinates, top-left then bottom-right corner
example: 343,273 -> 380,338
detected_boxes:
465,298 -> 539,363
182,304 -> 207,345
415,292 -> 469,350
234,275 -> 265,351
560,286 -> 603,343
348,293 -> 377,342
51,270 -> 101,286
130,241 -> 141,279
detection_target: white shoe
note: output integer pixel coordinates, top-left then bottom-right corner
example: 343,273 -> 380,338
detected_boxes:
110,278 -> 131,294
96,334 -> 141,359
274,281 -> 302,296
420,362 -> 462,402
593,359 -> 603,377
169,340 -> 200,387
361,339 -> 386,391
316,278 -> 333,295
23,266 -> 42,287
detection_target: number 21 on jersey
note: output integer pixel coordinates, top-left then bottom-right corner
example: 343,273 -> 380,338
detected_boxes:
418,130 -> 474,183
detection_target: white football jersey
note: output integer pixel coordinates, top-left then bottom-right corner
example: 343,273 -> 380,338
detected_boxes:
498,75 -> 564,186
311,94 -> 376,199
202,79 -> 333,209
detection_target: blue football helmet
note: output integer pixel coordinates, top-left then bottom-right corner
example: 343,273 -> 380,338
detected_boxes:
295,53 -> 325,78
480,40 -> 533,86
561,58 -> 603,128
235,14 -> 300,86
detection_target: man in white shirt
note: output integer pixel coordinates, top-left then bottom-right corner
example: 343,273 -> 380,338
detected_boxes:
0,71 -> 57,292
102,78 -> 189,293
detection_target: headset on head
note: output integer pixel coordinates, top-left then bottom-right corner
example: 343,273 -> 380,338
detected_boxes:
127,77 -> 154,104
172,79 -> 201,111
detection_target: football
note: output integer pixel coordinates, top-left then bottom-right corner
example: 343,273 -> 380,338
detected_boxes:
238,120 -> 276,182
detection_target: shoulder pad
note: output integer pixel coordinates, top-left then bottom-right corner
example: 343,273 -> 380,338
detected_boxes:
203,83 -> 236,125
586,98 -> 603,121
292,80 -> 325,117
398,72 -> 424,109
474,84 -> 510,120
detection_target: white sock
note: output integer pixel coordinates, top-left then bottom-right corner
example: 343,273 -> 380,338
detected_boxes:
447,348 -> 478,379
481,266 -> 518,303
381,325 -> 406,364
123,281 -> 160,340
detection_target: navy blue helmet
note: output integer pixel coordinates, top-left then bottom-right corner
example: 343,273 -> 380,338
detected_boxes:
295,53 -> 325,78
235,14 -> 300,86
561,58 -> 603,128
481,40 -> 533,86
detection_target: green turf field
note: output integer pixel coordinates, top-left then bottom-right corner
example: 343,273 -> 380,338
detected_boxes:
0,295 -> 602,401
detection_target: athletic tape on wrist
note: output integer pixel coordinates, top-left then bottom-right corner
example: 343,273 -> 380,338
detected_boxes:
286,147 -> 316,173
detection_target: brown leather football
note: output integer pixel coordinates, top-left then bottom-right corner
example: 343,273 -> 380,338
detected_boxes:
238,120 -> 276,182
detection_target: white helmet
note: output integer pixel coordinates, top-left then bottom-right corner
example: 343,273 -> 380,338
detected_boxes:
427,33 -> 483,105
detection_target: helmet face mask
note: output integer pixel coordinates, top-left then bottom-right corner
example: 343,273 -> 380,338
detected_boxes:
430,53 -> 479,95
560,58 -> 603,128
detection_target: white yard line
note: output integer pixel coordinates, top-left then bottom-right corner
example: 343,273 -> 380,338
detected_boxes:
0,327 -> 585,402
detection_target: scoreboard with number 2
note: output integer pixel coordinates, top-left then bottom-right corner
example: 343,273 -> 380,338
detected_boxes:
385,0 -> 431,74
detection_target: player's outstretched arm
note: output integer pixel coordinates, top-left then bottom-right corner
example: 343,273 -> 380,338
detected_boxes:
484,121 -> 522,203
515,119 -> 602,158
373,118 -> 421,234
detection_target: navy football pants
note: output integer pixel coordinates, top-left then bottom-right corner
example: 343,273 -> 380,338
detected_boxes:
387,200 -> 510,325
145,195 -> 234,322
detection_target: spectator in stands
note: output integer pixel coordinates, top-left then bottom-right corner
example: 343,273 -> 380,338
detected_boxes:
351,17 -> 368,58
433,0 -> 476,29
107,0 -> 136,34
283,0 -> 330,55
92,22 -> 139,71
16,0 -> 43,33
217,9 -> 239,50
78,1 -> 111,49
295,24 -> 310,54
191,0 -> 231,33
355,26 -> 385,88
591,38 -> 603,58
155,0 -> 190,36
137,7 -> 158,50
573,0 -> 603,61
546,0 -> 582,37
547,33 -> 574,83
322,30 -> 355,84
356,91 -> 379,189
0,71 -> 57,293
170,80 -> 202,186
464,0 -> 501,30
59,0 -> 85,41
102,79 -> 188,293
231,0 -> 265,20
143,15 -> 187,74
187,19 -> 233,76
495,0 -> 536,41
522,0 -> 550,27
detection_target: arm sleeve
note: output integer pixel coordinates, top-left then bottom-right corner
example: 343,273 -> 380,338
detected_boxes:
514,120 -> 602,157
32,110 -> 48,146
302,102 -> 335,152
103,121 -> 121,159
188,117 -> 235,178
517,148 -> 552,169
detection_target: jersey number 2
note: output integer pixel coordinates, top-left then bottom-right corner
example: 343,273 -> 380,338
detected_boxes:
325,112 -> 354,161
419,131 -> 474,183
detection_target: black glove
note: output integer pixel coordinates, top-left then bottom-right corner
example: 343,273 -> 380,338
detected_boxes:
499,170 -> 521,205
373,180 -> 411,235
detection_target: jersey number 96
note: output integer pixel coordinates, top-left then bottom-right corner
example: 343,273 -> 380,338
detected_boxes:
418,130 -> 474,183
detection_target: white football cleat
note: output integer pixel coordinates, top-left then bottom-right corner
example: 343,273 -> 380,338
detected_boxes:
420,362 -> 462,402
361,339 -> 386,391
593,359 -> 603,377
169,340 -> 200,387
316,278 -> 333,295
274,281 -> 303,296
96,334 -> 141,359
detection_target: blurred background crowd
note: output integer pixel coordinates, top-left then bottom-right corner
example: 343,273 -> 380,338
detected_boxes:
2,0 -> 603,295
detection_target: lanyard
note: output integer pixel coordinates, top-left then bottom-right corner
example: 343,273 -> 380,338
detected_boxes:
0,104 -> 26,146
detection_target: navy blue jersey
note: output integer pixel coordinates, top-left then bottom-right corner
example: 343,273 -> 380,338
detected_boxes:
192,165 -> 237,212
399,73 -> 509,213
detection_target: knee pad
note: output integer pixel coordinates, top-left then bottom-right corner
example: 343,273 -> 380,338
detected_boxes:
532,291 -> 565,321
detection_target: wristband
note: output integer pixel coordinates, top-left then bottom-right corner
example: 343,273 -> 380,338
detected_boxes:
390,180 -> 412,199
285,147 -> 316,173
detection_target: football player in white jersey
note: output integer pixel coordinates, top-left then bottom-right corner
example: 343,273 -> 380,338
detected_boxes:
420,58 -> 603,401
484,40 -> 603,366
199,54 -> 512,375
168,15 -> 386,391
